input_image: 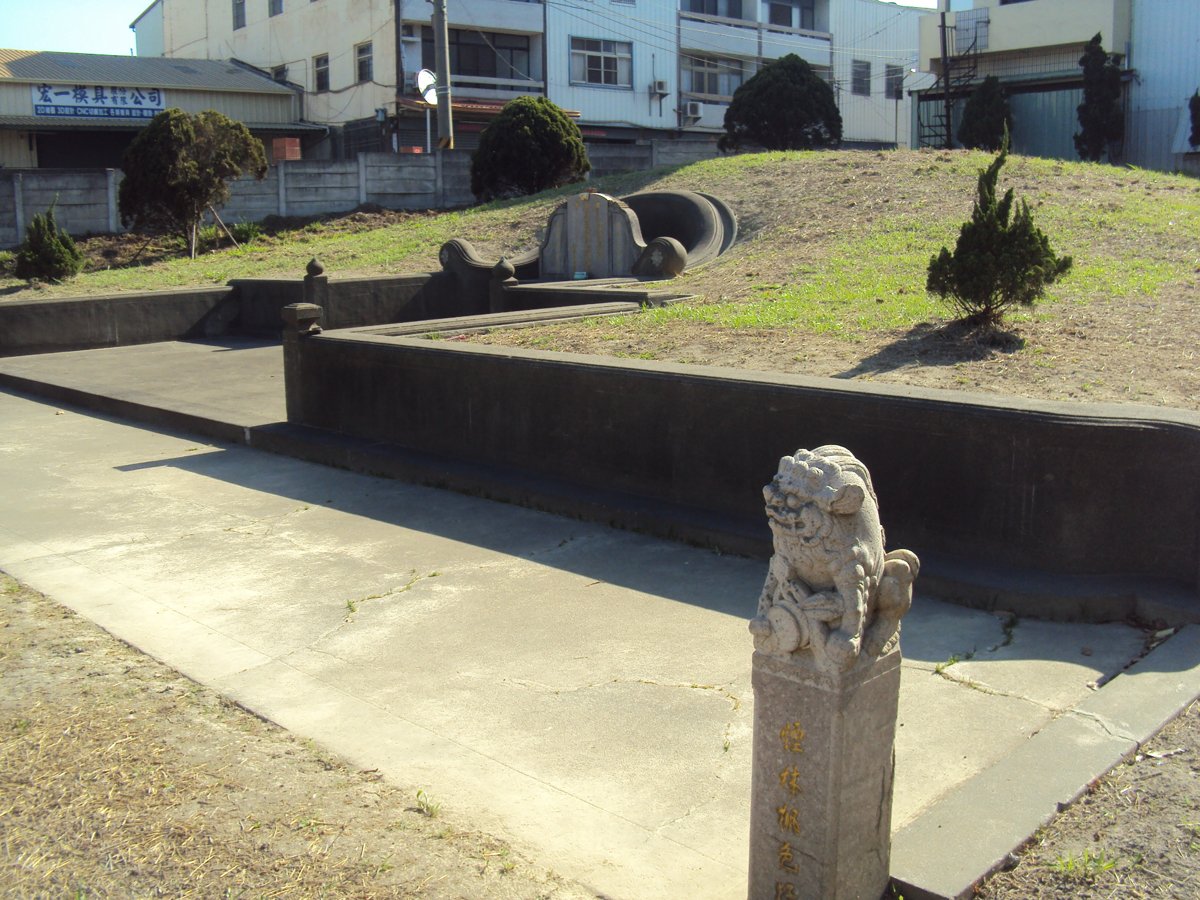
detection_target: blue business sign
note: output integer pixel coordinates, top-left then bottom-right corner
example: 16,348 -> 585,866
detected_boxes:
32,84 -> 166,120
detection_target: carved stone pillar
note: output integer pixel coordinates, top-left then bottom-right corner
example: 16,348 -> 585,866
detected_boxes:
281,301 -> 323,425
747,446 -> 918,900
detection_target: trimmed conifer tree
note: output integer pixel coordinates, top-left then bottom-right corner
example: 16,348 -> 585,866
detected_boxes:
957,75 -> 1011,152
927,133 -> 1072,327
1074,33 -> 1124,162
718,54 -> 842,152
470,97 -> 590,202
14,202 -> 84,282
1189,90 -> 1200,148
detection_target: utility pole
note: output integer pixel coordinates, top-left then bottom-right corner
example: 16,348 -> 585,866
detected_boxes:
394,0 -> 405,107
939,11 -> 953,150
431,0 -> 454,149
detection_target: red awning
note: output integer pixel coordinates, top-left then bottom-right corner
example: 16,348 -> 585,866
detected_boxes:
395,96 -> 580,118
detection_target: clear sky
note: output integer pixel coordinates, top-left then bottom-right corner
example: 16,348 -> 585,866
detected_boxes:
4,1 -> 160,56
3,0 -> 939,58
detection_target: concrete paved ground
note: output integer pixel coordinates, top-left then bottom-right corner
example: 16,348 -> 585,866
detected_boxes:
2,341 -> 1199,898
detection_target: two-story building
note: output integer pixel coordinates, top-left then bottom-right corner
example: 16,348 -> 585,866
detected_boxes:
911,0 -> 1199,172
132,0 -> 930,155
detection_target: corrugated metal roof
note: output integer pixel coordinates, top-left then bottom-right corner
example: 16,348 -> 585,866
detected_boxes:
0,49 -> 295,95
0,115 -> 325,133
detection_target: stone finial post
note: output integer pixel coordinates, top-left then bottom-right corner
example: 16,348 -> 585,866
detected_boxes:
489,257 -> 518,313
281,302 -> 323,425
303,257 -> 330,309
747,445 -> 918,900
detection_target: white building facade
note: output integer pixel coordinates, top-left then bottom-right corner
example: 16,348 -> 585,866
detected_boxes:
132,0 -> 928,154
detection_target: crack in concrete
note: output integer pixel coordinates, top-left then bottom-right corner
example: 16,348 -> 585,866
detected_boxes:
929,667 -> 1068,714
653,795 -> 717,836
310,569 -> 441,644
499,675 -> 744,710
1064,707 -> 1138,744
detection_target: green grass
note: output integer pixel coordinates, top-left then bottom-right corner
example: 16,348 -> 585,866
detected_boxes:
1051,848 -> 1119,879
637,215 -> 949,335
5,149 -> 1198,347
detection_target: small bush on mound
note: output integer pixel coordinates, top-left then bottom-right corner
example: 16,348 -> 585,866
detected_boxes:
958,75 -> 1011,152
1189,90 -> 1200,149
470,97 -> 590,202
14,202 -> 84,283
927,136 -> 1072,327
1074,33 -> 1124,162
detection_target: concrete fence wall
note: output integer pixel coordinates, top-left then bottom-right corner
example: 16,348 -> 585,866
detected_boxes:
1,139 -> 716,248
287,333 -> 1200,616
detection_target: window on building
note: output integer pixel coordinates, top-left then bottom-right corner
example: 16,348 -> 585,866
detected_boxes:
682,55 -> 743,98
955,8 -> 989,52
684,0 -> 743,19
768,3 -> 792,28
356,42 -> 373,83
420,28 -> 532,80
766,1 -> 814,29
798,0 -> 815,30
269,0 -> 283,15
851,60 -> 871,96
314,54 -> 329,92
232,0 -> 245,29
570,38 -> 632,88
271,65 -> 288,82
885,64 -> 903,100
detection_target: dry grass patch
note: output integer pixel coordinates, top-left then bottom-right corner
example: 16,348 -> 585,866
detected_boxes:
0,575 -> 591,899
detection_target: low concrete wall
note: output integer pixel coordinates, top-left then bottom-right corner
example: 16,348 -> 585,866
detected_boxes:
589,143 -> 654,178
234,273 -> 448,334
1,270 -> 485,355
2,140 -> 722,247
288,333 -> 1200,616
0,288 -> 237,357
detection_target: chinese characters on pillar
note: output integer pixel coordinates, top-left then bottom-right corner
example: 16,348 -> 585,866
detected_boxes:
32,84 -> 166,120
775,721 -> 805,897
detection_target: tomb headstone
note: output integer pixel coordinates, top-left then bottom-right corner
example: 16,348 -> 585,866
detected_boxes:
539,191 -> 645,279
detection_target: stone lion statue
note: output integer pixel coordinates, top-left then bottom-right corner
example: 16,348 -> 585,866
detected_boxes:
749,445 -> 919,672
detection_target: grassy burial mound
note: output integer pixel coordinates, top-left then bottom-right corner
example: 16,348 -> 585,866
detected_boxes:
3,149 -> 1197,410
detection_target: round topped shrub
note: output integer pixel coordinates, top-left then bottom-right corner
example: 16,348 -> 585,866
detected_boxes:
470,97 -> 590,202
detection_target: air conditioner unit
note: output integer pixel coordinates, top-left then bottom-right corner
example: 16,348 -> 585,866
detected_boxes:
651,79 -> 669,95
684,100 -> 704,118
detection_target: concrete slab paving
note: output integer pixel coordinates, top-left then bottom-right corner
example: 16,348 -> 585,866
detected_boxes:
3,362 -> 1200,899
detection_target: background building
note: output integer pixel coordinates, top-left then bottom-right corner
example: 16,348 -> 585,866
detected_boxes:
0,48 -> 316,168
131,0 -> 929,156
912,0 -> 1199,172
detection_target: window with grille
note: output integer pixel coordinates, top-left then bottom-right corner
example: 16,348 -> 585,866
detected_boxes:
885,65 -> 903,100
232,0 -> 245,29
420,28 -> 532,80
356,42 -> 373,83
314,54 -> 329,92
570,38 -> 632,88
852,60 -> 871,97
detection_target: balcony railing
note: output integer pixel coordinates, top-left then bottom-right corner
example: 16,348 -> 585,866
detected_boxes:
448,74 -> 545,96
679,11 -> 831,65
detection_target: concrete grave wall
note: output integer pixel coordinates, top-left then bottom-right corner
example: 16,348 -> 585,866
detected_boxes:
287,333 -> 1200,617
0,272 -> 457,356
0,288 -> 238,357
